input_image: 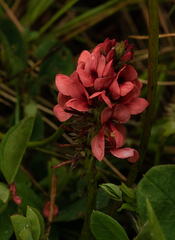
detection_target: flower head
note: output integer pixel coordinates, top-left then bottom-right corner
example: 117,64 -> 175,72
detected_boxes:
54,38 -> 149,162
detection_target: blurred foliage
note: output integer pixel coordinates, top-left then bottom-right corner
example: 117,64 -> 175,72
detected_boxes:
0,0 -> 175,239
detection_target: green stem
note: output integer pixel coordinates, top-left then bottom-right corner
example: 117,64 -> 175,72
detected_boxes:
79,149 -> 97,240
126,0 -> 159,187
28,126 -> 64,148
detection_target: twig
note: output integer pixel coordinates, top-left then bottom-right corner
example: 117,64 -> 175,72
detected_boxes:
0,0 -> 24,33
103,157 -> 127,182
5,46 -> 60,82
129,33 -> 175,39
45,174 -> 58,239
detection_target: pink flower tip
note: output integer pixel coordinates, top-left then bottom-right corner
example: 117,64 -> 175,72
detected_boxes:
9,182 -> 21,205
43,201 -> 59,218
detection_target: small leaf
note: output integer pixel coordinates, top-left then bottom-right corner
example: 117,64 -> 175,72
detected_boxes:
11,215 -> 31,240
20,229 -> 34,240
26,206 -> 40,240
28,207 -> 45,240
100,183 -> 122,201
0,183 -> 10,213
120,182 -> 136,203
0,117 -> 35,184
146,198 -> 166,240
118,203 -> 137,212
90,211 -> 129,240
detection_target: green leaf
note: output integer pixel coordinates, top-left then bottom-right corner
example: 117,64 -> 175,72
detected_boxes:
26,206 -> 40,240
137,165 -> 175,240
0,208 -> 14,240
11,215 -> 31,240
120,182 -> 136,203
118,203 -> 137,212
0,183 -> 10,213
20,229 -> 34,240
146,198 -> 166,240
90,211 -> 129,240
0,117 -> 35,184
100,183 -> 122,201
28,207 -> 45,240
0,17 -> 27,75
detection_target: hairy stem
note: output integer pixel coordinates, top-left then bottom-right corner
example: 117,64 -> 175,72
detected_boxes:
79,149 -> 97,240
126,0 -> 159,187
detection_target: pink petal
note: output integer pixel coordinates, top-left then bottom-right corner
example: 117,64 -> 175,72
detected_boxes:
77,61 -> 85,70
120,81 -> 134,96
106,48 -> 115,63
102,38 -> 111,54
101,91 -> 112,108
108,122 -> 126,148
85,53 -> 99,77
120,65 -> 138,82
112,104 -> 131,123
94,76 -> 114,91
54,105 -> 72,122
125,98 -> 149,115
108,69 -> 125,100
101,107 -> 113,125
70,71 -> 79,81
91,129 -> 105,161
58,92 -> 71,109
76,69 -> 94,87
78,50 -> 91,65
110,147 -> 139,162
102,60 -> 114,77
97,55 -> 106,78
92,43 -> 103,54
90,91 -> 112,108
67,81 -> 89,100
66,99 -> 89,111
55,74 -> 72,95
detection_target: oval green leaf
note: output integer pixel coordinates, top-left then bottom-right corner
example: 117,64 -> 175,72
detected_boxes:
26,206 -> 40,240
28,206 -> 45,240
0,117 -> 35,184
137,165 -> 175,240
11,215 -> 31,240
90,211 -> 129,240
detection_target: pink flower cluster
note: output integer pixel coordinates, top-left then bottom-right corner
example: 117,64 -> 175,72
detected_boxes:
54,38 -> 149,162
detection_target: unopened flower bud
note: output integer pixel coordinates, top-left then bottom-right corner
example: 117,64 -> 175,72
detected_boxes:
43,201 -> 59,218
114,41 -> 126,61
9,182 -> 21,205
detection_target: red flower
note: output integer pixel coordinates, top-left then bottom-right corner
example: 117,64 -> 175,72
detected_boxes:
43,201 -> 59,218
54,38 -> 149,163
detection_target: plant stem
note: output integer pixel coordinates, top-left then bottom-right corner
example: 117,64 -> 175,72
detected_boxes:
126,0 -> 159,187
27,126 -> 64,148
79,149 -> 97,240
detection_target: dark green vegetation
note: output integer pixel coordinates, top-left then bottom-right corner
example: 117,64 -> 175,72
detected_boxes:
1,1 -> 175,239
